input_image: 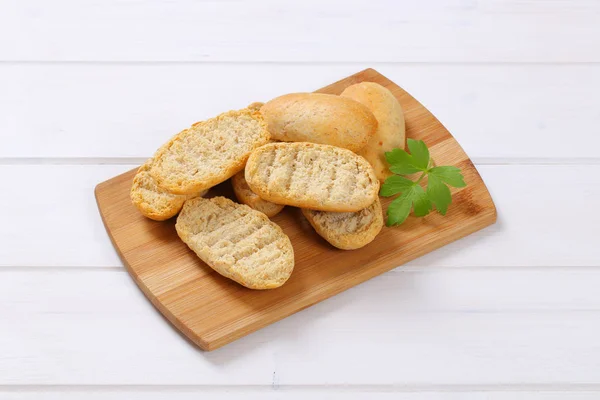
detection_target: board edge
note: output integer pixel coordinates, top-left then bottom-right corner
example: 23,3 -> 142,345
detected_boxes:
94,180 -> 213,351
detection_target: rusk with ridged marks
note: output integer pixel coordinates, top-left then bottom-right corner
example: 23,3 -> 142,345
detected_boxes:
175,196 -> 294,290
302,197 -> 384,250
245,142 -> 379,212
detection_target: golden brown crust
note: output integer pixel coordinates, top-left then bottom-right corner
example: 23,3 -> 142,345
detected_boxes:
247,101 -> 264,111
302,197 -> 383,250
231,171 -> 284,218
130,158 -> 209,221
150,109 -> 270,195
130,159 -> 187,221
245,142 -> 379,212
341,82 -> 406,182
260,93 -> 377,152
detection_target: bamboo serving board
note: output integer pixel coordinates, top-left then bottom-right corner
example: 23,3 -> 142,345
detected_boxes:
95,69 -> 496,351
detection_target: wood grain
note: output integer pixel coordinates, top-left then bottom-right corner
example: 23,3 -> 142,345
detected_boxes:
95,69 -> 496,350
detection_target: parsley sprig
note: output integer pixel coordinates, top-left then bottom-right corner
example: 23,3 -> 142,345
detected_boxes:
380,139 -> 466,226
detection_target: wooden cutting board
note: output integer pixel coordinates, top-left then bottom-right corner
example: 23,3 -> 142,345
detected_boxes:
95,68 -> 497,351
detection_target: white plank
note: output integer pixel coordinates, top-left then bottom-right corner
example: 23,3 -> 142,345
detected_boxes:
1,268 -> 600,384
1,391 -> 599,400
0,165 -> 127,267
1,0 -> 600,62
1,64 -> 599,159
0,164 -> 598,268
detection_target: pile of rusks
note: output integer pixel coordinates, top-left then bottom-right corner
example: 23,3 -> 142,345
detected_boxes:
130,82 -> 405,289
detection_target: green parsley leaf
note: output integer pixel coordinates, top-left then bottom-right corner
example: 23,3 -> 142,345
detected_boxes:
382,140 -> 467,226
385,185 -> 432,226
427,174 -> 452,215
380,175 -> 414,197
412,185 -> 432,217
386,192 -> 413,226
384,148 -> 421,175
406,139 -> 430,170
429,166 -> 466,188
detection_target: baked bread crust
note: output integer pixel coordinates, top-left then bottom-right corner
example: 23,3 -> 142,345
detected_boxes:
247,101 -> 264,111
302,197 -> 383,250
150,109 -> 270,195
341,82 -> 406,182
260,93 -> 377,152
130,158 -> 207,221
176,196 -> 294,289
245,142 -> 379,212
231,171 -> 284,218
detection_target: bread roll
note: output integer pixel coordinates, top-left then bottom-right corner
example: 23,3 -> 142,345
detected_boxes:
245,142 -> 379,212
176,196 -> 294,289
231,171 -> 284,218
130,158 -> 207,221
302,197 -> 383,250
260,93 -> 377,152
150,109 -> 270,195
341,82 -> 406,182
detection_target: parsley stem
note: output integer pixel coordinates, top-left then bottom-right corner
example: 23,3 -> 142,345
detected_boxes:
415,171 -> 428,185
413,158 -> 435,185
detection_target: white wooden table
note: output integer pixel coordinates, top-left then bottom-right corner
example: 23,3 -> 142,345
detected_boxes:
2,1 -> 600,398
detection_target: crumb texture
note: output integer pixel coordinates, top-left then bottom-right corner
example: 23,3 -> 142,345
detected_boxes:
176,196 -> 294,289
150,109 -> 270,195
245,142 -> 379,212
302,197 -> 384,250
231,171 -> 284,218
130,158 -> 206,221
